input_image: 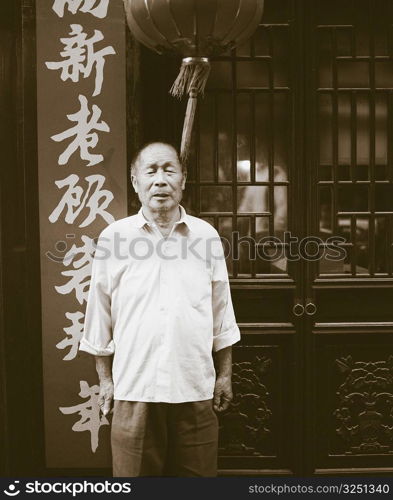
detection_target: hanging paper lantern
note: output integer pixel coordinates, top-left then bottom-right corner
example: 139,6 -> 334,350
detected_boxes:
123,0 -> 264,161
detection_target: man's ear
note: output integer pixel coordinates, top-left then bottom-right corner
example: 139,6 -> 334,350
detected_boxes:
131,174 -> 138,193
181,170 -> 187,190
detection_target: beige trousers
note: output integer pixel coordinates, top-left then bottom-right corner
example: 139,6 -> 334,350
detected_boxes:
111,399 -> 219,477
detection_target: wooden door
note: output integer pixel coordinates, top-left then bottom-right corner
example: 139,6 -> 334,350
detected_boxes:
305,0 -> 393,475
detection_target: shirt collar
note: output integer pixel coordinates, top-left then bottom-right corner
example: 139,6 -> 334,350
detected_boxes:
133,205 -> 194,232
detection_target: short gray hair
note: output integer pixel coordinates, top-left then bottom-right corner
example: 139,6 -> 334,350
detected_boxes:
130,142 -> 186,181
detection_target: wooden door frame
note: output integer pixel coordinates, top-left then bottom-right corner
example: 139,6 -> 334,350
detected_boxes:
0,0 -> 45,476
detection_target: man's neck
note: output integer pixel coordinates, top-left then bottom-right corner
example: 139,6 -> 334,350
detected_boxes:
142,205 -> 181,235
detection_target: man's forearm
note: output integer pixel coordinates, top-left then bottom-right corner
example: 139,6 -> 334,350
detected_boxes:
215,346 -> 232,377
95,355 -> 113,382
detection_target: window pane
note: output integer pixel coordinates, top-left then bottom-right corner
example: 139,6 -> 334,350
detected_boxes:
218,94 -> 233,181
338,185 -> 369,212
199,94 -> 215,181
255,93 -> 269,180
237,93 -> 251,181
201,186 -> 232,212
338,61 -> 369,87
237,61 -> 269,88
237,186 -> 269,214
319,94 -> 333,165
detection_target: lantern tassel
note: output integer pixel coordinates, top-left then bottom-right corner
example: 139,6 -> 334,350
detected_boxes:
170,57 -> 211,99
170,57 -> 211,162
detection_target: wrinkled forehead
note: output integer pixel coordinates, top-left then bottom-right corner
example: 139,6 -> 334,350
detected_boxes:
139,145 -> 181,170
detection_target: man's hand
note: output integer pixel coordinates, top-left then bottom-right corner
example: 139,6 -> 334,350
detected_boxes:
213,375 -> 233,412
95,355 -> 114,416
98,378 -> 114,416
213,345 -> 233,412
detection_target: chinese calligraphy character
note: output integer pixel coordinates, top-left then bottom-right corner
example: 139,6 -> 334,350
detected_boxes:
46,25 -> 115,96
60,380 -> 109,453
49,173 -> 115,228
52,0 -> 109,18
56,311 -> 85,360
55,235 -> 95,304
51,94 -> 109,166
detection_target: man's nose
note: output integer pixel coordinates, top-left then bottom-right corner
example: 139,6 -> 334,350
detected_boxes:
153,170 -> 167,185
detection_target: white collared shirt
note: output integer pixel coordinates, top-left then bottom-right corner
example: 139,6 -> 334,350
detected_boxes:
79,205 -> 240,403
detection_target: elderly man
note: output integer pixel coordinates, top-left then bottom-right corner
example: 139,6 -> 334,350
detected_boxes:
79,142 -> 240,477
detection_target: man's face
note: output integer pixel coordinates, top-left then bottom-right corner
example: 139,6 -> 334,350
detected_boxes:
131,144 -> 186,212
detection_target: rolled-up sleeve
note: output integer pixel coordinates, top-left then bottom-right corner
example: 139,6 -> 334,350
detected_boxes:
79,230 -> 114,356
211,235 -> 241,352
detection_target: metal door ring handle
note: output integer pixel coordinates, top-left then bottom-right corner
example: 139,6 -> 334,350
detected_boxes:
305,302 -> 317,316
293,303 -> 305,316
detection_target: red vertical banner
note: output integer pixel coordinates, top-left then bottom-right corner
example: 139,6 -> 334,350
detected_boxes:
36,0 -> 127,467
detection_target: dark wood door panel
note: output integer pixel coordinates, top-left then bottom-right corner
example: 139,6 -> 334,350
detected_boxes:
218,336 -> 298,474
232,288 -> 297,324
314,332 -> 393,473
313,288 -> 393,323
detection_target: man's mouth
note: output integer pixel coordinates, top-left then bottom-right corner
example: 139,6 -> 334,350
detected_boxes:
153,193 -> 170,198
